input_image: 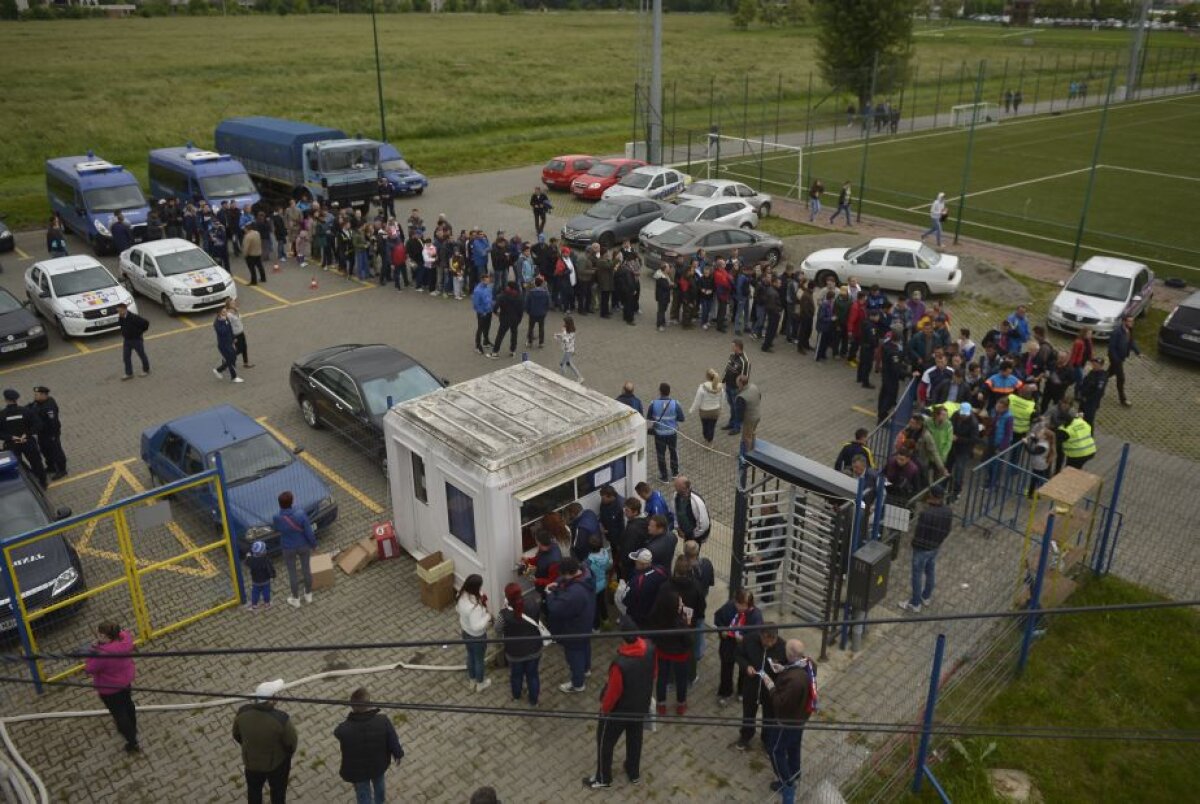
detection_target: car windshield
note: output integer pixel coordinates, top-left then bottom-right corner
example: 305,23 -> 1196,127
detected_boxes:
210,433 -> 294,486
155,248 -> 219,277
546,160 -> 565,172
655,228 -> 695,248
663,205 -> 703,224
845,242 -> 875,260
381,158 -> 412,172
588,163 -> 618,178
51,266 -> 116,297
917,245 -> 942,265
685,183 -> 718,198
198,173 -> 257,200
1065,270 -> 1132,303
0,483 -> 49,539
83,184 -> 146,213
619,173 -> 653,189
361,366 -> 443,416
320,147 -> 379,172
1170,305 -> 1200,328
0,291 -> 22,315
586,200 -> 623,220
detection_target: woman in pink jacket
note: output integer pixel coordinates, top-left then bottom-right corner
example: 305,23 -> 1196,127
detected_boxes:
83,622 -> 139,753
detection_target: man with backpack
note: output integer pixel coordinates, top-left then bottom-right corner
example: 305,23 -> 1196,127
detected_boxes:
760,640 -> 818,804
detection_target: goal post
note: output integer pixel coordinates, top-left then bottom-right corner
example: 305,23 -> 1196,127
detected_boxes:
951,102 -> 1000,128
702,133 -> 803,198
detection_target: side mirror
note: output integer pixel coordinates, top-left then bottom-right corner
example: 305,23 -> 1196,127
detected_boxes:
292,445 -> 305,455
54,506 -> 72,521
441,377 -> 451,387
1132,295 -> 1142,302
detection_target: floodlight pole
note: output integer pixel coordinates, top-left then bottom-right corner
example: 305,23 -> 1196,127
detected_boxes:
1126,0 -> 1152,100
951,61 -> 986,246
1070,68 -> 1118,271
854,51 -> 880,224
648,0 -> 663,165
371,0 -> 387,143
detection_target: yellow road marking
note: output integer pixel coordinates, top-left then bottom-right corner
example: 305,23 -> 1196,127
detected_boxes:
852,405 -> 877,418
48,457 -> 137,489
255,416 -> 386,515
71,340 -> 90,354
117,463 -> 215,575
178,316 -> 199,329
234,276 -> 291,306
15,247 -> 31,260
77,465 -> 125,550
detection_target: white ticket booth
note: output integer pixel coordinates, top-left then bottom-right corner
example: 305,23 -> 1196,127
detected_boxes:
382,362 -> 646,607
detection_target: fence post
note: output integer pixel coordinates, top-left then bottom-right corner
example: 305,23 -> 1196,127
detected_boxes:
213,452 -> 246,605
870,471 -> 887,541
933,62 -> 944,127
730,460 -> 748,596
1093,441 -> 1130,575
1069,67 -> 1117,270
999,57 -> 1009,105
1049,54 -> 1060,112
114,507 -> 153,641
631,82 -> 640,158
0,557 -> 42,694
910,63 -> 920,132
1017,514 -> 1056,677
855,53 -> 880,224
839,474 -> 868,650
776,73 -> 784,146
951,60 -> 987,246
912,633 -> 947,794
742,74 -> 750,142
803,73 -> 814,185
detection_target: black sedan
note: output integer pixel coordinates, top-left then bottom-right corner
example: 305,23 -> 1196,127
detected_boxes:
0,288 -> 48,359
641,222 -> 783,268
1158,290 -> 1200,363
289,344 -> 445,469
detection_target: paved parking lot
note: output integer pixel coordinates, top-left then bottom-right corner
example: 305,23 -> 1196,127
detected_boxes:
0,162 -> 1196,803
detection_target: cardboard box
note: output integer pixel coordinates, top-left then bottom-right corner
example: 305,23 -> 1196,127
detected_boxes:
310,553 -> 335,591
420,575 -> 456,610
336,543 -> 373,576
357,537 -> 379,562
416,551 -> 454,583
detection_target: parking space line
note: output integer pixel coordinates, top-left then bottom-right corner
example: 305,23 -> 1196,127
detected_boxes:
233,276 -> 291,306
48,458 -> 137,490
15,247 -> 31,260
255,416 -> 386,515
71,340 -> 90,354
851,405 -> 877,418
116,463 -> 216,576
177,317 -> 200,329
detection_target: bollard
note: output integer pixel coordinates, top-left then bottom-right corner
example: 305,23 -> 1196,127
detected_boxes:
309,277 -> 319,290
272,262 -> 282,273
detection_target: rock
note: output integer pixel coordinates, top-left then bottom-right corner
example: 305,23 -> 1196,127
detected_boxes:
988,768 -> 1043,803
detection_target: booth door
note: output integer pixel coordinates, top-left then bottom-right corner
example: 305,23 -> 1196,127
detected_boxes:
392,444 -> 441,557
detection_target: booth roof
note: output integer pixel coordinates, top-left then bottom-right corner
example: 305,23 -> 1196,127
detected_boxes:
386,362 -> 641,474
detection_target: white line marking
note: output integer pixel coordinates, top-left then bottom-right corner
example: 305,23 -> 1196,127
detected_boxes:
905,167 -> 1093,211
1100,164 -> 1200,183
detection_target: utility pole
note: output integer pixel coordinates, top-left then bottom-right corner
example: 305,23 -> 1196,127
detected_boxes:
371,0 -> 387,143
1125,0 -> 1152,100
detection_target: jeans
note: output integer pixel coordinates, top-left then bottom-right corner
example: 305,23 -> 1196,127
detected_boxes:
922,217 -> 943,246
656,656 -> 689,704
564,642 -> 590,688
464,633 -> 486,683
653,433 -> 678,481
509,656 -> 540,704
700,414 -> 717,442
282,548 -> 312,598
99,685 -> 138,748
725,384 -> 741,430
831,202 -> 852,225
492,320 -> 518,355
251,582 -> 271,606
910,548 -> 939,607
699,297 -> 712,326
526,315 -> 545,347
354,775 -> 385,804
216,346 -> 239,380
475,313 -> 492,351
122,338 -> 149,377
808,197 -> 821,221
356,251 -> 370,280
693,618 -> 707,662
560,352 -> 582,381
767,725 -> 804,803
733,298 -> 750,334
245,759 -> 290,804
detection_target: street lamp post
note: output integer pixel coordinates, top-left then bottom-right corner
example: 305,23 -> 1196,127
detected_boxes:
371,0 -> 387,143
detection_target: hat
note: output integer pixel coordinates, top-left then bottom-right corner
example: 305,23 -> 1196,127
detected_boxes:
33,386 -> 50,394
253,678 -> 286,700
2,389 -> 18,402
250,541 -> 266,556
559,556 -> 581,575
959,402 -> 972,416
628,548 -> 653,563
927,482 -> 946,500
537,233 -> 546,243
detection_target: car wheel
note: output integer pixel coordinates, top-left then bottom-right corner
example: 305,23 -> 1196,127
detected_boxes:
161,294 -> 177,317
740,221 -> 754,229
414,188 -> 424,196
905,282 -> 931,300
57,318 -> 71,341
599,231 -> 616,249
121,274 -> 136,296
815,270 -> 836,288
765,248 -> 781,267
26,293 -> 41,317
759,202 -> 771,218
299,396 -> 321,429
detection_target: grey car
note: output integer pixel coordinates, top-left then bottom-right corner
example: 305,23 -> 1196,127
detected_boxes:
641,222 -> 783,268
561,198 -> 671,249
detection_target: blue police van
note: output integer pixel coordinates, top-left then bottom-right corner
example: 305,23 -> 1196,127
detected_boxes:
148,145 -> 261,211
45,154 -> 150,255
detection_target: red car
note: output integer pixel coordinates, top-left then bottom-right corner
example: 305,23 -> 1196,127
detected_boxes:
542,154 -> 598,191
570,158 -> 647,200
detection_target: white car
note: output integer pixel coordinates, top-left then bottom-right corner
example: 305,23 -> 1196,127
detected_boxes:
800,238 -> 962,297
24,256 -> 137,339
678,179 -> 772,217
639,197 -> 759,243
601,166 -> 688,202
1047,256 -> 1154,339
118,238 -> 236,316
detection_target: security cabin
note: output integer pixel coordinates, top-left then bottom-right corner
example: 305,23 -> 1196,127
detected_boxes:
384,362 -> 646,607
148,146 -> 261,211
45,154 -> 150,253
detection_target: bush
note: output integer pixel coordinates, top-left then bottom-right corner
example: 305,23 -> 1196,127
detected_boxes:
0,0 -> 17,22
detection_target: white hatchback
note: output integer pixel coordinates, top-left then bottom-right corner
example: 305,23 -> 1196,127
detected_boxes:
639,197 -> 759,243
601,166 -> 688,202
24,256 -> 137,339
118,239 -> 236,315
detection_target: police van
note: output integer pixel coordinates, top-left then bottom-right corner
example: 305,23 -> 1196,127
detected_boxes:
45,154 -> 150,254
148,145 -> 261,210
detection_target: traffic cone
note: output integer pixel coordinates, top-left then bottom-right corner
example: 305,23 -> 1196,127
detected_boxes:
309,276 -> 319,290
272,262 -> 282,273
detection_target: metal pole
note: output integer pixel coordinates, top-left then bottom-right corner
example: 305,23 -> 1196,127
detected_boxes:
742,74 -> 750,143
1127,0 -> 1152,99
910,63 -> 920,132
776,73 -> 784,145
758,96 -> 767,192
370,0 -> 387,143
855,53 -> 880,223
632,82 -> 640,159
933,62 -> 944,127
870,472 -> 887,541
671,79 -> 677,163
1070,68 -> 1117,270
999,57 -> 1009,107
1094,442 -> 1130,575
912,633 -> 947,793
648,0 -> 663,164
0,557 -> 42,694
1017,515 -> 1056,676
956,60 -> 967,106
1069,51 -> 1079,105
1049,54 -> 1060,112
840,475 -> 868,650
709,76 -> 715,134
951,61 -> 987,245
729,464 -> 748,595
803,73 -> 814,185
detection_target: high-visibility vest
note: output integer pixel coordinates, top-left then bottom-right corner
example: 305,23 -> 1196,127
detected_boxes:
1009,395 -> 1035,435
1061,418 -> 1096,459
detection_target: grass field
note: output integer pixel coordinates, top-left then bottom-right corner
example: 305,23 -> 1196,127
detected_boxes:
1,13 -> 1198,232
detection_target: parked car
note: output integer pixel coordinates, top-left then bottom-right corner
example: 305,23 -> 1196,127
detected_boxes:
1157,290 -> 1200,363
24,256 -> 138,339
0,288 -> 47,359
678,179 -> 772,217
601,166 -> 688,202
800,238 -> 961,297
1047,256 -> 1154,338
639,198 -> 758,242
561,198 -> 671,249
118,238 -> 236,316
570,158 -> 646,200
141,405 -> 338,554
289,344 -> 445,470
542,154 -> 598,191
378,142 -> 428,196
641,222 -> 783,268
0,217 -> 13,253
0,451 -> 81,639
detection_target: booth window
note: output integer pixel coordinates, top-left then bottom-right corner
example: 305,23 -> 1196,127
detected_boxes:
578,457 -> 628,497
446,482 -> 476,550
412,453 -> 428,504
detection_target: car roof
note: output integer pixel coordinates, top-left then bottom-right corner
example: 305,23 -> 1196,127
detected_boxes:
549,154 -> 595,161
595,158 -> 644,167
866,238 -> 923,251
667,221 -> 746,238
675,197 -> 751,210
300,344 -> 418,378
157,404 -> 265,452
1177,290 -> 1200,309
686,179 -> 747,190
130,238 -> 205,258
627,165 -> 678,177
0,287 -> 20,304
32,256 -> 107,275
1077,256 -> 1147,278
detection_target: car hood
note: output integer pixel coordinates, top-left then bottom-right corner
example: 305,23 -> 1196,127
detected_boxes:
171,267 -> 229,288
64,287 -> 130,312
0,308 -> 40,338
224,460 -> 330,534
602,185 -> 645,199
640,218 -> 679,238
804,247 -> 851,265
2,537 -> 73,608
565,212 -> 613,230
1051,289 -> 1127,319
385,168 -> 426,183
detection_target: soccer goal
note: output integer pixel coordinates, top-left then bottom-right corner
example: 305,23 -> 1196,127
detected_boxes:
704,133 -> 803,197
951,102 -> 1000,128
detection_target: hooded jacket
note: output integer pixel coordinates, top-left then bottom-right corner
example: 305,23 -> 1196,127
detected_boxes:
546,568 -> 595,646
83,630 -> 135,695
233,701 -> 298,773
599,637 -> 656,715
334,708 -> 404,783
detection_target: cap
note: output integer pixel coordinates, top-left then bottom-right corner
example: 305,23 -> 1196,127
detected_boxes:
959,402 -> 972,416
926,482 -> 946,500
33,386 -> 50,394
251,541 -> 266,556
253,678 -> 286,700
559,556 -> 581,575
2,389 -> 18,402
629,548 -> 653,563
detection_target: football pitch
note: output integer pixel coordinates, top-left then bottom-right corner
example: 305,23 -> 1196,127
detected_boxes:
718,93 -> 1200,280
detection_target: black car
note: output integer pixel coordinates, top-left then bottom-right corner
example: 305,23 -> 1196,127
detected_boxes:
0,218 -> 13,253
0,451 -> 82,639
0,288 -> 49,359
289,344 -> 445,469
1158,290 -> 1200,363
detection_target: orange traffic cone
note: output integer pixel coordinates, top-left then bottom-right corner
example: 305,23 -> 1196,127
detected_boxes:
309,276 -> 319,290
272,262 -> 282,273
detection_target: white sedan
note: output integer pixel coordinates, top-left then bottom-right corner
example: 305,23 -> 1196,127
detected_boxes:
118,239 -> 236,316
678,179 -> 772,218
601,166 -> 688,202
800,238 -> 962,297
639,197 -> 758,242
24,256 -> 138,339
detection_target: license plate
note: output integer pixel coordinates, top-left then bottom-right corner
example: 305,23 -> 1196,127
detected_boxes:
1183,334 -> 1200,343
0,343 -> 27,353
0,618 -> 14,631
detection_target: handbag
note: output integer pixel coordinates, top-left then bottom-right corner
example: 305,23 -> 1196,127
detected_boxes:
522,613 -> 553,648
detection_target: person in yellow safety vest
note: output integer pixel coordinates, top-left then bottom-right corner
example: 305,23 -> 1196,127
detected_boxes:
1059,414 -> 1096,470
1008,385 -> 1037,439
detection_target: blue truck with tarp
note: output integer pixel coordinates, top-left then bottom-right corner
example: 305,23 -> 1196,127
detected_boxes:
214,117 -> 380,212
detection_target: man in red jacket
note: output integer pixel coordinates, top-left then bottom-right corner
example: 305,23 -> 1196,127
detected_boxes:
583,615 -> 657,790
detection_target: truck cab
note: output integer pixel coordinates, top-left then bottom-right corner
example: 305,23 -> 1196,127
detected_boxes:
45,154 -> 150,254
301,138 -> 381,208
148,146 -> 261,211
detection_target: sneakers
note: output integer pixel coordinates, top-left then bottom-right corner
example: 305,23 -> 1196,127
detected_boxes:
286,597 -> 301,609
212,368 -> 223,379
718,697 -> 730,707
485,352 -> 498,360
232,377 -> 245,384
582,777 -> 611,790
656,704 -> 667,717
303,592 -> 313,604
898,600 -> 922,614
734,739 -> 750,752
124,743 -> 141,754
559,682 -> 586,693
675,703 -> 688,716
139,370 -> 150,377
121,374 -> 134,381
476,678 -> 492,692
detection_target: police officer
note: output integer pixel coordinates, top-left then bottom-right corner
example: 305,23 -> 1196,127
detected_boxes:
30,386 -> 66,481
1,389 -> 47,488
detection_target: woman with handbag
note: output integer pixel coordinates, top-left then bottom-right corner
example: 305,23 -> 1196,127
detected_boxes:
921,192 -> 948,248
496,583 -> 547,706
